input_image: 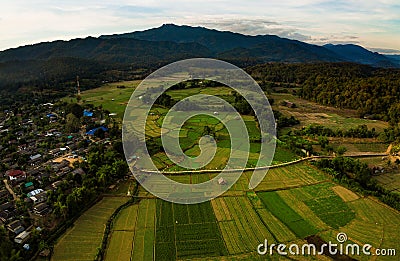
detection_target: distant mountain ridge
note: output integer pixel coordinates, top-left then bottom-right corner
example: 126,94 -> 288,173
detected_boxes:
324,44 -> 396,68
100,24 -> 398,67
0,23 -> 399,91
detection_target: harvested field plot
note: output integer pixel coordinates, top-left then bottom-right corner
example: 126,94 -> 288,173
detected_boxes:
105,204 -> 139,261
212,196 -> 275,254
331,186 -> 360,202
52,197 -> 128,261
252,163 -> 327,192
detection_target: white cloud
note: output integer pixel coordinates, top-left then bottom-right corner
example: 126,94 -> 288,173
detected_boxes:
0,0 -> 399,50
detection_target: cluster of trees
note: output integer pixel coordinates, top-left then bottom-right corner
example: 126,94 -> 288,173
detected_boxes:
278,133 -> 314,156
299,124 -> 378,138
274,110 -> 300,129
48,142 -> 128,219
0,227 -> 23,261
314,157 -> 400,211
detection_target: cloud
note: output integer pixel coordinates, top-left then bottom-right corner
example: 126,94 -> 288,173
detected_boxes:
368,48 -> 400,55
0,0 -> 399,51
189,18 -> 312,42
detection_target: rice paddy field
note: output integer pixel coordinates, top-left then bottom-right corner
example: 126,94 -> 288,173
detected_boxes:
51,197 -> 129,261
57,82 -> 400,261
102,162 -> 400,261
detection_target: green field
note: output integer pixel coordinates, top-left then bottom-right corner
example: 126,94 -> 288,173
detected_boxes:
131,199 -> 156,261
94,162 -> 400,261
258,191 -> 319,238
52,197 -> 129,261
61,82 -> 400,261
63,80 -> 140,118
155,200 -> 227,260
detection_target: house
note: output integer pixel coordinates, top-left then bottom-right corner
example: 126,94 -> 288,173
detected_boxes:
23,244 -> 30,251
26,169 -> 40,177
39,249 -> 51,257
0,190 -> 9,200
218,177 -> 227,185
0,209 -> 17,224
6,170 -> 26,183
0,202 -> 14,212
86,126 -> 108,135
46,113 -> 57,119
83,110 -> 94,117
15,231 -> 31,244
29,154 -> 42,163
25,182 -> 34,190
33,203 -> 51,216
72,168 -> 85,176
30,191 -> 47,204
51,181 -> 63,189
27,189 -> 44,198
281,100 -> 297,108
7,220 -> 25,235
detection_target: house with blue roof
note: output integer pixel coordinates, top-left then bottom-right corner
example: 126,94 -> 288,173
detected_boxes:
86,126 -> 108,135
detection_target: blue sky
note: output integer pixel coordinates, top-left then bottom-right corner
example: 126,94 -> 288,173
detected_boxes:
0,0 -> 399,53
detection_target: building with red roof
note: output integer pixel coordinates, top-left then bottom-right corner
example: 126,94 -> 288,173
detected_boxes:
6,170 -> 26,183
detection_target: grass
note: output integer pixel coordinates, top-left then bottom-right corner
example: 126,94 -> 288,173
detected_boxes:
247,192 -> 297,243
61,83 -> 400,260
148,112 -> 270,171
295,183 -> 356,229
330,141 -> 388,154
52,197 -> 129,261
63,80 -> 140,118
271,146 -> 300,164
258,191 -> 319,238
270,93 -> 388,132
70,163 -> 400,261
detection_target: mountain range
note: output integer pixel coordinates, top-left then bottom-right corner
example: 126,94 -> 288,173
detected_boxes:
0,24 -> 398,91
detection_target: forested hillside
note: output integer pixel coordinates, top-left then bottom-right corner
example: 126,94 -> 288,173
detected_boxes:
248,63 -> 400,123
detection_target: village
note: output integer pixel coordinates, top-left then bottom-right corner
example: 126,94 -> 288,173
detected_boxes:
0,100 -> 120,252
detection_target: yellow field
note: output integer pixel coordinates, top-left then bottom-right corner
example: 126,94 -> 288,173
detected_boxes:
332,185 -> 360,202
52,197 -> 128,261
105,204 -> 139,261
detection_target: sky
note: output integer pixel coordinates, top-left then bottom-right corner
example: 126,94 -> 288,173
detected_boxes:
0,0 -> 399,53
